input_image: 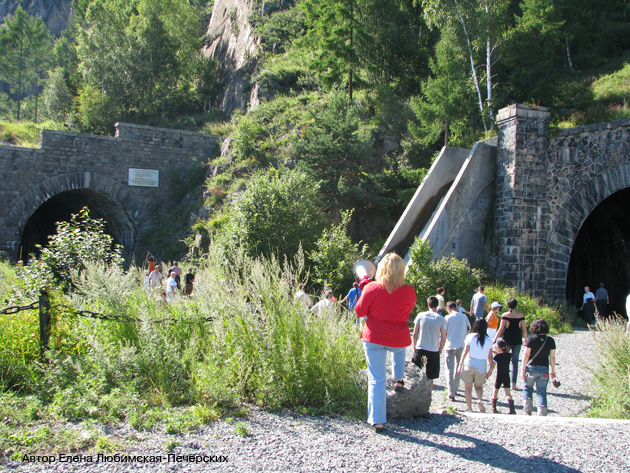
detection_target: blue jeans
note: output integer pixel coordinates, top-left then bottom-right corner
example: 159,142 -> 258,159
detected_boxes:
363,341 -> 407,425
509,345 -> 521,387
523,365 -> 550,408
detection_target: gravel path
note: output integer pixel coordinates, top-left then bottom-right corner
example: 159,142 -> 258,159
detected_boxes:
3,327 -> 629,473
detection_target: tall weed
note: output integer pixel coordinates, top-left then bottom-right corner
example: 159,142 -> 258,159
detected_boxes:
1,245 -> 367,417
587,318 -> 630,419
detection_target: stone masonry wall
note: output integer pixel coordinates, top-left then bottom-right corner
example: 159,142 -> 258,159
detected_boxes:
544,119 -> 630,300
495,104 -> 551,294
0,123 -> 219,260
495,104 -> 630,301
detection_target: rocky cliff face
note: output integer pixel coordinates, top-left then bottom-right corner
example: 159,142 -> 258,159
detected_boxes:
0,0 -> 72,36
202,0 -> 260,117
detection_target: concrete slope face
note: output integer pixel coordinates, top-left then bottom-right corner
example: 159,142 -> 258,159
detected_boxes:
420,139 -> 497,266
377,139 -> 497,267
376,146 -> 470,263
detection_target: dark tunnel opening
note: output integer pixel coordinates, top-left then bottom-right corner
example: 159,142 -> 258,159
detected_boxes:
566,188 -> 630,318
20,190 -> 136,263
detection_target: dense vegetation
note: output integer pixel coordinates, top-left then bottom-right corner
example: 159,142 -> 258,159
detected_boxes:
588,319 -> 630,420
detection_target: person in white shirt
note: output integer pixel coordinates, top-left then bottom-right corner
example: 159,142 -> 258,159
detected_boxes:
294,283 -> 313,308
310,290 -> 335,315
458,318 -> 494,413
148,266 -> 161,290
165,271 -> 178,303
581,286 -> 596,325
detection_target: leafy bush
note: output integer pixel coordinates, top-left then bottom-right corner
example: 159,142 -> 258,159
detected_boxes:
17,207 -> 124,294
308,210 -> 368,293
215,168 -> 327,261
405,239 -> 485,313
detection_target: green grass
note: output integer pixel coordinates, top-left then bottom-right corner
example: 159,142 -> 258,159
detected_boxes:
0,120 -> 66,148
555,62 -> 630,128
592,63 -> 630,103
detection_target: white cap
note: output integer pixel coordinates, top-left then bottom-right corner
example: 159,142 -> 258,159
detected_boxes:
491,301 -> 502,308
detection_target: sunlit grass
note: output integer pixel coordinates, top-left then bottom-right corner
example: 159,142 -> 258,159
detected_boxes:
0,120 -> 66,148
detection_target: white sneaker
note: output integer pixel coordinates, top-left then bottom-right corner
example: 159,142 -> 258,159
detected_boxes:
478,402 -> 486,413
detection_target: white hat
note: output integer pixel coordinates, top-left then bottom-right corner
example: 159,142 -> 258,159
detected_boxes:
491,301 -> 502,308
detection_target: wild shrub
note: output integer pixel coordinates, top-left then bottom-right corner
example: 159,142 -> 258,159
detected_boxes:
17,207 -> 124,295
308,209 -> 369,293
405,239 -> 485,313
587,318 -> 630,419
214,168 -> 327,261
483,284 -> 572,333
192,244 -> 366,415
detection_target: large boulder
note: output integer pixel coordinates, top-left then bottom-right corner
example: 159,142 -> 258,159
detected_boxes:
386,363 -> 432,419
357,348 -> 433,419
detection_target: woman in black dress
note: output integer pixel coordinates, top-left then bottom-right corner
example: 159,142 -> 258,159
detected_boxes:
493,299 -> 528,390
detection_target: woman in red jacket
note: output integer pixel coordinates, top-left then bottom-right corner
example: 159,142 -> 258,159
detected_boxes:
355,253 -> 417,432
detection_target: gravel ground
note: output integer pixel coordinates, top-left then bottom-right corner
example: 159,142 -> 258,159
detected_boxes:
3,327 -> 629,473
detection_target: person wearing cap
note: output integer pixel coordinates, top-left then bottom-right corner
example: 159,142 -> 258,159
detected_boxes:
486,302 -> 501,340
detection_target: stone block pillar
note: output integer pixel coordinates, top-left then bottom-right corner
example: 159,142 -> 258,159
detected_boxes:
495,104 -> 551,294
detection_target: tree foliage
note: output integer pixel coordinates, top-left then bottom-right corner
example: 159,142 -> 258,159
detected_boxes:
18,207 -> 124,293
405,239 -> 484,312
216,169 -> 327,261
0,7 -> 53,120
308,210 -> 368,292
42,68 -> 74,122
503,0 -> 565,105
294,88 -> 374,205
410,27 -> 476,147
74,0 -> 208,131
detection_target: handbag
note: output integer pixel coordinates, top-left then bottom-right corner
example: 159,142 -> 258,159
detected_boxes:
527,335 -> 548,366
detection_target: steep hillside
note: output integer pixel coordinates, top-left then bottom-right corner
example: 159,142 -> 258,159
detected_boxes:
0,0 -> 72,36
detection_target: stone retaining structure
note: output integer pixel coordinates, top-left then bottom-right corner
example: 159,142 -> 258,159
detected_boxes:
0,123 -> 219,260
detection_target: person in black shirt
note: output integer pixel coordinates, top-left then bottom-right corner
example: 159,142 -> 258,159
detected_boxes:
488,340 -> 516,414
521,319 -> 556,416
184,268 -> 195,296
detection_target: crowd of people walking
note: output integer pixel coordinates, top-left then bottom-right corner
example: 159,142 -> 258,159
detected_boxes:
341,253 -> 560,433
143,258 -> 195,303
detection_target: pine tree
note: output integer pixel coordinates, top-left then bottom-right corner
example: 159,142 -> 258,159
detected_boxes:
410,27 -> 475,147
0,7 -> 53,120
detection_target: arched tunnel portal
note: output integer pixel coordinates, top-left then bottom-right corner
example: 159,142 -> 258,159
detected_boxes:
565,188 -> 630,316
19,189 -> 137,263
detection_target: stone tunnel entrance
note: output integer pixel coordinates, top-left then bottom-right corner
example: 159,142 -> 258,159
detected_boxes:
20,190 -> 136,263
565,188 -> 630,317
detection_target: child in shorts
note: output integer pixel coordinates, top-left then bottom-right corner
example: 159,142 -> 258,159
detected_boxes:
488,340 -> 516,414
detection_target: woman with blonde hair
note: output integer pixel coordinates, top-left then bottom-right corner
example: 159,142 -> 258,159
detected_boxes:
355,253 -> 417,433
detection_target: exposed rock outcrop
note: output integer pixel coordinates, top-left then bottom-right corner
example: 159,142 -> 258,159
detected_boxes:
0,0 -> 72,36
202,0 -> 260,117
